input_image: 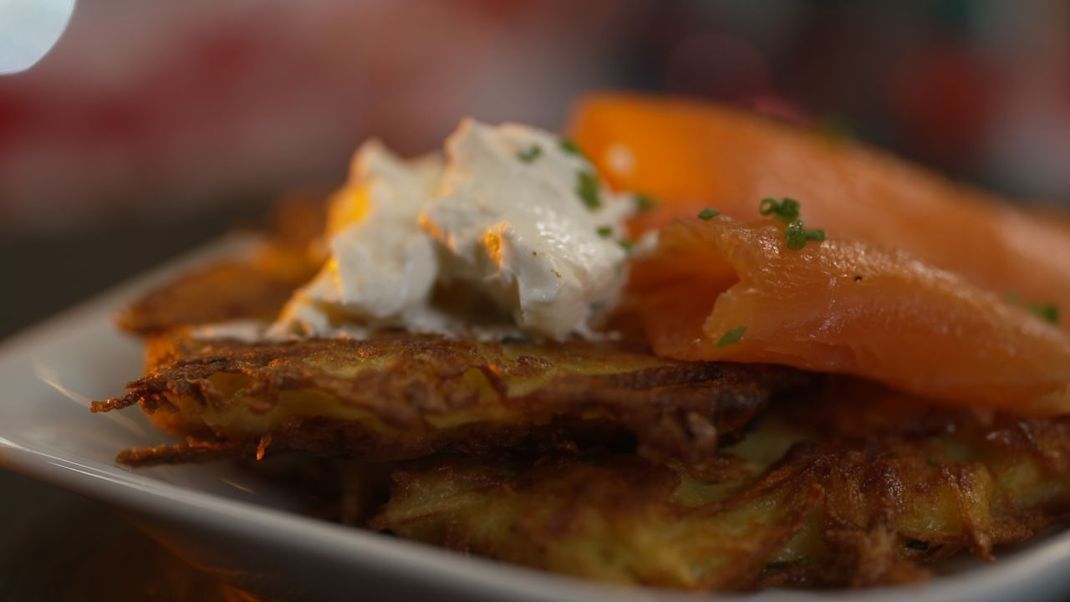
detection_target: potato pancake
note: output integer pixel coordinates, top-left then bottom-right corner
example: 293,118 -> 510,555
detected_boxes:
371,388 -> 1070,590
95,331 -> 811,466
118,196 -> 325,335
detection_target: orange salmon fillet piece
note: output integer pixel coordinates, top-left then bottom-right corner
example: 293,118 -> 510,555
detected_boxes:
571,92 -> 1070,320
630,217 -> 1070,414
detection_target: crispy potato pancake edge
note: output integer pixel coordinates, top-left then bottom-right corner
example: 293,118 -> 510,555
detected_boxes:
95,332 -> 815,466
368,397 -> 1070,591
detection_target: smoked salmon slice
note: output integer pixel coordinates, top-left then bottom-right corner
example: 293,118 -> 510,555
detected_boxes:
629,217 -> 1070,414
571,92 -> 1070,322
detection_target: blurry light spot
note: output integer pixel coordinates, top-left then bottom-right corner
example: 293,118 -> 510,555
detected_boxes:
0,0 -> 75,75
604,143 -> 635,177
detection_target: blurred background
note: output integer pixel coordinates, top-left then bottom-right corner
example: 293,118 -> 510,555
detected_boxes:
1,3 -> 1069,597
1,0 -> 1070,334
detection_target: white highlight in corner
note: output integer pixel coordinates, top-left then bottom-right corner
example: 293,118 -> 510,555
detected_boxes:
0,0 -> 76,75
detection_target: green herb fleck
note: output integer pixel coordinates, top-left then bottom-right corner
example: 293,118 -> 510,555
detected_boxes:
784,220 -> 826,250
576,171 -> 602,210
1029,302 -> 1060,325
717,325 -> 747,347
784,220 -> 807,250
596,226 -> 613,238
618,238 -> 634,252
517,145 -> 542,163
559,138 -> 588,160
634,193 -> 658,213
759,197 -> 777,215
698,208 -> 720,221
905,540 -> 930,551
761,198 -> 824,251
1006,293 -> 1061,325
759,197 -> 801,224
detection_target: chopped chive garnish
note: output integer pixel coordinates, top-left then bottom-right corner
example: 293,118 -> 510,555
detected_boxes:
596,225 -> 613,238
618,238 -> 634,252
698,208 -> 720,221
1006,293 -> 1061,325
634,193 -> 658,212
759,197 -> 801,223
517,145 -> 542,163
1030,302 -> 1060,325
761,198 -> 824,250
784,220 -> 825,250
717,325 -> 747,347
779,198 -> 801,219
784,220 -> 807,250
576,171 -> 602,210
559,138 -> 588,160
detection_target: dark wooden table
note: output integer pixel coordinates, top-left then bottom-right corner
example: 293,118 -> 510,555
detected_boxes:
0,206 -> 270,601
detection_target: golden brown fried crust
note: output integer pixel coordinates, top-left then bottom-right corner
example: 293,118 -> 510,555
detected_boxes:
116,261 -> 311,335
370,401 -> 1070,591
94,332 -> 814,466
117,196 -> 325,336
115,439 -> 243,467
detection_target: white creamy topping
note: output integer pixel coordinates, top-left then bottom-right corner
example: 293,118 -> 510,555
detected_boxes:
268,141 -> 448,338
422,119 -> 634,339
263,119 -> 636,342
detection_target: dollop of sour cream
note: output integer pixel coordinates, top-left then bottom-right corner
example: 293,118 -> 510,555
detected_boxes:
269,140 -> 447,337
268,119 -> 638,341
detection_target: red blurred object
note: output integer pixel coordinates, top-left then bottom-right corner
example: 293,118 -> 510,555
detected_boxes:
890,43 -> 996,167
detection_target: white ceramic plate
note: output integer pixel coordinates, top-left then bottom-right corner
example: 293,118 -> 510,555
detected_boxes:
2,236 -> 1070,602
